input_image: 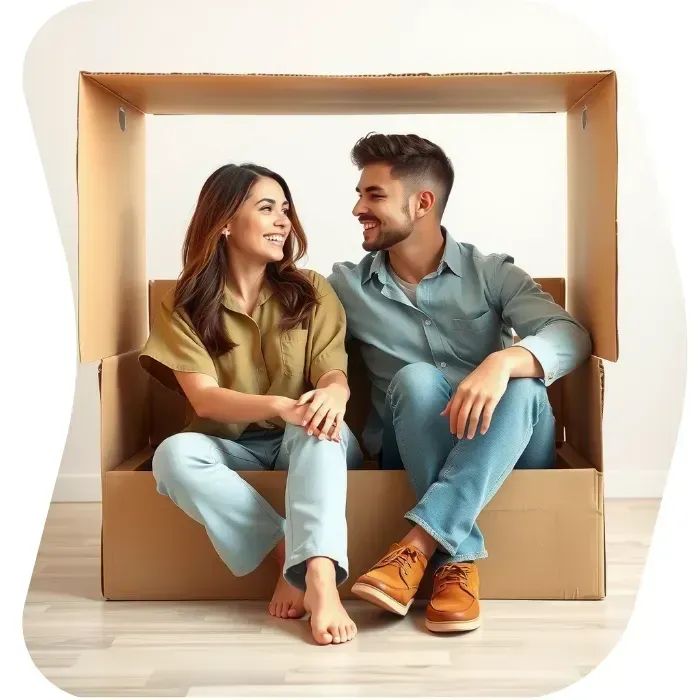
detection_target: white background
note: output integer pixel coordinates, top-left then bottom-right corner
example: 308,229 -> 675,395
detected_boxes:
24,0 -> 686,502
2,0 -> 699,698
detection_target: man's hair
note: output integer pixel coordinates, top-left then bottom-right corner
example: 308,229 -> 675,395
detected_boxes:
351,133 -> 455,216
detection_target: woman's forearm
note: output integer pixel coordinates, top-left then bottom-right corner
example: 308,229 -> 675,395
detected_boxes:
315,370 -> 350,401
196,386 -> 288,424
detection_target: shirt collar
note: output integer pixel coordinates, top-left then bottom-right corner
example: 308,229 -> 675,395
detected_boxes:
222,280 -> 273,313
362,226 -> 462,283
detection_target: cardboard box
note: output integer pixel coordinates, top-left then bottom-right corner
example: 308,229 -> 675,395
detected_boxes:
77,71 -> 617,601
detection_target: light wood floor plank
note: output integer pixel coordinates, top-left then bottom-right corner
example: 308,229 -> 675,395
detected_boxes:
23,499 -> 660,697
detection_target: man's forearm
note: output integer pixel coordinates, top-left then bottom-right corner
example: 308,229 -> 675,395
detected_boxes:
493,346 -> 544,379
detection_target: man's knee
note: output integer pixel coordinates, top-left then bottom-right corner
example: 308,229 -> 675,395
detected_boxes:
502,377 -> 549,410
388,362 -> 447,404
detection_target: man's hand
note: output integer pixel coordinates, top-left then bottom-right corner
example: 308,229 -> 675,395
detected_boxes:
441,352 -> 512,440
296,384 -> 349,442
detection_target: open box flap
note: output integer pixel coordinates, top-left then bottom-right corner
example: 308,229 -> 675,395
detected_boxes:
567,72 -> 619,361
78,73 -> 147,362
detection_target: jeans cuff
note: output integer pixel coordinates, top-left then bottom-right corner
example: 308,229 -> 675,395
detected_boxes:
404,512 -> 458,556
284,549 -> 349,592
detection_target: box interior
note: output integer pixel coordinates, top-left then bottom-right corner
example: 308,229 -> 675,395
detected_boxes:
79,71 -> 613,602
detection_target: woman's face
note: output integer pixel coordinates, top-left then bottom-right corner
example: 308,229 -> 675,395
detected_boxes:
226,177 -> 291,265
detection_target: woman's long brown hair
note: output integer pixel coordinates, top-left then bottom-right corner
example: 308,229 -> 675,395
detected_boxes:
174,163 -> 318,356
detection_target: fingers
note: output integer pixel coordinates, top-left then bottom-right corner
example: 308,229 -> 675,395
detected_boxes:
302,395 -> 326,427
455,394 -> 475,440
318,410 -> 337,441
480,400 -> 495,435
307,402 -> 331,436
466,398 -> 486,440
296,390 -> 315,407
329,412 -> 345,442
440,396 -> 453,417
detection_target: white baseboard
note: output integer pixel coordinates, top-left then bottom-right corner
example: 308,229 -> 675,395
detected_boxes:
52,474 -> 102,502
604,469 -> 668,499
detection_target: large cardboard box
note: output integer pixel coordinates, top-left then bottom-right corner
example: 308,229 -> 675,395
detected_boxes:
77,71 -> 617,601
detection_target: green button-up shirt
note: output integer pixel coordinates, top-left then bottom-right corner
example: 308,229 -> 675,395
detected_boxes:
328,228 -> 592,456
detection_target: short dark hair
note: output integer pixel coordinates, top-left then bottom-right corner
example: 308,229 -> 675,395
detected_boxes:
351,133 -> 455,216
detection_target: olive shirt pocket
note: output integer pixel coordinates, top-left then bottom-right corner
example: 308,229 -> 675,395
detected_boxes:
280,328 -> 309,377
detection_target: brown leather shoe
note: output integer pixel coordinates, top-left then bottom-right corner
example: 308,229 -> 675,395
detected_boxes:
351,543 -> 428,616
425,562 -> 481,632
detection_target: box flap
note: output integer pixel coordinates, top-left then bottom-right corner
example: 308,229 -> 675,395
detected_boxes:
567,72 -> 618,361
84,71 -> 612,115
562,357 -> 604,472
100,350 -> 150,474
147,280 -> 192,446
78,73 -> 147,362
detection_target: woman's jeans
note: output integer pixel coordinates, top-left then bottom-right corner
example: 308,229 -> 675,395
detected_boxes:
152,422 -> 364,591
380,362 -> 556,566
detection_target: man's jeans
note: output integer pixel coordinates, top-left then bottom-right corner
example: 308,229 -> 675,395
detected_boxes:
380,362 -> 556,565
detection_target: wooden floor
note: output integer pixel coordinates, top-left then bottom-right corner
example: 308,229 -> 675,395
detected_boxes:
23,500 -> 659,697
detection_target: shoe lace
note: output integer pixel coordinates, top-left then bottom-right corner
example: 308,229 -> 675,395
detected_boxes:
372,546 -> 421,579
435,563 -> 474,594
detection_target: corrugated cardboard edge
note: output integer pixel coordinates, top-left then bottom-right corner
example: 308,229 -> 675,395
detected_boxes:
84,70 -> 614,78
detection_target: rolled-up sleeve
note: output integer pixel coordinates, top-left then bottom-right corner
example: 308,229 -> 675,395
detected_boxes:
139,292 -> 218,395
306,273 -> 349,386
494,258 -> 592,386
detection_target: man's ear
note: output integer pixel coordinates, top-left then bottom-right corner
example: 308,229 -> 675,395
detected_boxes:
415,189 -> 436,219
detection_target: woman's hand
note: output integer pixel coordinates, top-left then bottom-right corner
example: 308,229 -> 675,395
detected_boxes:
295,385 -> 349,442
276,397 -> 340,442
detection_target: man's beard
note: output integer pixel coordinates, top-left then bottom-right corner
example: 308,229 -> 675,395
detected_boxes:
362,204 -> 414,252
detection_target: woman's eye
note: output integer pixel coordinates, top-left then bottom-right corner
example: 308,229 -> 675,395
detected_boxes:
261,206 -> 272,212
282,210 -> 289,217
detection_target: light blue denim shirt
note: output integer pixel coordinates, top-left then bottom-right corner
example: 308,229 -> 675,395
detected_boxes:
328,228 -> 592,457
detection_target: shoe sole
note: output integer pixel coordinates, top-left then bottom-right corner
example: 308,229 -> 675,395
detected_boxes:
425,616 -> 482,633
351,582 -> 413,616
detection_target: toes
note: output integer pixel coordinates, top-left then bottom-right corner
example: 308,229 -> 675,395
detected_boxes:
311,623 -> 333,645
275,602 -> 283,618
281,602 -> 290,619
329,623 -> 341,644
345,623 -> 355,641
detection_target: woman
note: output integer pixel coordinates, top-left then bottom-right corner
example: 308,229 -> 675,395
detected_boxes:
139,163 -> 363,646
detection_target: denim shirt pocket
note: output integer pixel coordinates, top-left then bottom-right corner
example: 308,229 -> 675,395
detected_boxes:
450,309 -> 502,359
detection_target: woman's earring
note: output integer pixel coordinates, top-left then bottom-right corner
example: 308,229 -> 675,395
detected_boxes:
222,228 -> 230,238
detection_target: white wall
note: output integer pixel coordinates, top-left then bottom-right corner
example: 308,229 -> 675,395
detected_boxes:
23,0 -> 685,500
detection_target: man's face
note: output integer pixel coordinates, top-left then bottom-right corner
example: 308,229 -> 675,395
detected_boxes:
352,163 -> 416,252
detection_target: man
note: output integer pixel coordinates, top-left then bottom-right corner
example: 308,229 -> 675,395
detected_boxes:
327,133 -> 592,634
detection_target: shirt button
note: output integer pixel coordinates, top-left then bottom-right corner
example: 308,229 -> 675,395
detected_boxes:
547,372 -> 554,380
425,320 -> 432,326
440,362 -> 447,368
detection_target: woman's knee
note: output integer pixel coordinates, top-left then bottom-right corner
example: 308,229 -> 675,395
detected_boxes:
152,432 -> 211,486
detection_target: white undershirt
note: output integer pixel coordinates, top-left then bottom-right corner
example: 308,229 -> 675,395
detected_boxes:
388,266 -> 419,305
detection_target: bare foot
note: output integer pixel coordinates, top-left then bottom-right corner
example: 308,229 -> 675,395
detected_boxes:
304,558 -> 357,645
269,573 -> 305,619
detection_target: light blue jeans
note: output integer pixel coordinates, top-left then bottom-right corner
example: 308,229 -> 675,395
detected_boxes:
152,422 -> 364,591
380,362 -> 556,566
